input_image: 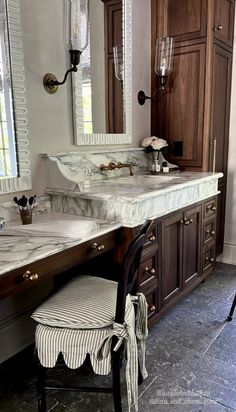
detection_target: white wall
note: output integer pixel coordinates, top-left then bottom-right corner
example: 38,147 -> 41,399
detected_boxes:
218,16 -> 236,265
0,0 -> 151,202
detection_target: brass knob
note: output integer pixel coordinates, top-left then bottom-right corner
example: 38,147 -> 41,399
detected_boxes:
216,24 -> 223,31
23,270 -> 39,281
148,234 -> 156,242
149,305 -> 156,312
210,258 -> 214,263
184,220 -> 190,225
92,243 -> 105,252
189,218 -> 194,224
211,206 -> 216,211
145,267 -> 156,275
211,230 -> 215,236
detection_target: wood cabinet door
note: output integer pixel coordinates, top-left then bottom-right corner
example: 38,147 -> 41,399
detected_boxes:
161,212 -> 183,306
164,0 -> 207,42
214,0 -> 235,48
183,205 -> 202,287
153,43 -> 206,168
216,182 -> 226,256
210,45 -> 232,177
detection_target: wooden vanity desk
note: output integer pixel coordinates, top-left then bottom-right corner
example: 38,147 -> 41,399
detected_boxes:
0,228 -> 121,301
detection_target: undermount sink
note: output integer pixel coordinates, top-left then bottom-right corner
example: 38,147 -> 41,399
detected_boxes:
108,174 -> 181,185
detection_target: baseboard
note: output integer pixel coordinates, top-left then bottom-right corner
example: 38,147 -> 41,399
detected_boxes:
217,242 -> 236,265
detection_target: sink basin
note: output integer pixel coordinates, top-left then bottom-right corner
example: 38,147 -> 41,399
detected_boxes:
90,174 -> 181,192
109,175 -> 181,185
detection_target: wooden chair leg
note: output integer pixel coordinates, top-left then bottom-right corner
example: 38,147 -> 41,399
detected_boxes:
227,294 -> 236,322
37,363 -> 47,412
112,352 -> 122,412
138,358 -> 144,386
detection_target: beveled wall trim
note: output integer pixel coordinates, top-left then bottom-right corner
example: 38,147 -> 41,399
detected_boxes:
0,0 -> 31,194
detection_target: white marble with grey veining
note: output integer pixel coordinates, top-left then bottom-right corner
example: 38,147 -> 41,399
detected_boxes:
48,172 -> 223,227
44,148 -> 150,191
0,212 -> 121,276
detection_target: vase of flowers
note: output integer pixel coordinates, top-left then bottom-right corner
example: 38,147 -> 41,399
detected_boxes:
141,136 -> 168,171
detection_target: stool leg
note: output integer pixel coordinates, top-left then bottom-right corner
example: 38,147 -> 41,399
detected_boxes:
227,294 -> 236,322
37,363 -> 47,412
138,358 -> 143,386
112,351 -> 122,412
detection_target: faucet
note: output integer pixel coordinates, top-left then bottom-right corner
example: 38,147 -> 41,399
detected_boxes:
99,162 -> 134,176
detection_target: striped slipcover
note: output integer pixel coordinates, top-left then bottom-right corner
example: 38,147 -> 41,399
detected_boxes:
32,276 -> 148,412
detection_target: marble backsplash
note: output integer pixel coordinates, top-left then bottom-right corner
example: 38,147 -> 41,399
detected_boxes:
43,148 -> 150,191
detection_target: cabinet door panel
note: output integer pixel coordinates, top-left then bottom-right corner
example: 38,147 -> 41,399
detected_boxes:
210,46 -> 232,176
183,206 -> 202,286
161,213 -> 183,306
156,43 -> 206,168
214,0 -> 235,48
166,0 -> 207,42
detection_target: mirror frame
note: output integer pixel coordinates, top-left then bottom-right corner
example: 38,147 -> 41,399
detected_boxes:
0,0 -> 31,194
73,0 -> 132,145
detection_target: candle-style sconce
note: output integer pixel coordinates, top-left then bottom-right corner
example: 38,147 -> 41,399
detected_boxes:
113,45 -> 123,87
43,0 -> 89,94
138,36 -> 174,105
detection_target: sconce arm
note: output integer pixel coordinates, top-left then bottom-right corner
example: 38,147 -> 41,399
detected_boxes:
50,66 -> 78,86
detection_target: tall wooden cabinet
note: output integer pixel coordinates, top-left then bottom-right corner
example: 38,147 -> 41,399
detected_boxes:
151,0 -> 235,255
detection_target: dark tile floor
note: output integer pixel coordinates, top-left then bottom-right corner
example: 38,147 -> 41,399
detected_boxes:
0,262 -> 235,412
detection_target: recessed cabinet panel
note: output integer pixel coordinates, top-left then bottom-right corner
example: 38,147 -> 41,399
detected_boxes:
210,46 -> 232,176
183,206 -> 202,286
161,213 -> 183,306
214,0 -> 235,48
161,43 -> 206,167
166,0 -> 207,42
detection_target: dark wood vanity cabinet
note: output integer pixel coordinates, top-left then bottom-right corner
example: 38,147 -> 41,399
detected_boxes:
122,196 -> 217,326
160,205 -> 202,308
151,0 -> 235,255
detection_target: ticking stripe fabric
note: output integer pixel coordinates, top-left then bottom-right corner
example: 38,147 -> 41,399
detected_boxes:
32,276 -> 148,412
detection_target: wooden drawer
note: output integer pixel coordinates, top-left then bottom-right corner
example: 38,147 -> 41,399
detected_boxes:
203,218 -> 216,246
139,254 -> 158,289
146,289 -> 158,319
203,245 -> 215,276
204,198 -> 217,219
0,230 -> 118,300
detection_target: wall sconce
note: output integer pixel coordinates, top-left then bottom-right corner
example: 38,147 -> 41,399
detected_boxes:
138,36 -> 174,105
43,0 -> 89,94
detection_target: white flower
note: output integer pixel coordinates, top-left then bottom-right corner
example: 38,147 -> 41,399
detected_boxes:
141,136 -> 168,150
151,138 -> 168,150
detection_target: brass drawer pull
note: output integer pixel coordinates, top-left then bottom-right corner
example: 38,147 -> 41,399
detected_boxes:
206,257 -> 214,263
215,24 -> 223,31
23,270 -> 39,281
189,218 -> 194,224
145,267 -> 156,275
207,205 -> 216,213
206,229 -> 215,236
148,234 -> 156,242
148,305 -> 156,312
92,243 -> 105,252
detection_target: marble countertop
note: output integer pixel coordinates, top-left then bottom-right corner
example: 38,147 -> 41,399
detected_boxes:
46,172 -> 223,202
0,213 -> 121,276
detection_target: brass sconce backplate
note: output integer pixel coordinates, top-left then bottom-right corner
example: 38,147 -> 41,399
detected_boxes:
43,73 -> 59,94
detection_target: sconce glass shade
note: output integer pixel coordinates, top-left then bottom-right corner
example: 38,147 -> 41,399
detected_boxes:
155,37 -> 174,77
113,46 -> 123,82
64,0 -> 89,52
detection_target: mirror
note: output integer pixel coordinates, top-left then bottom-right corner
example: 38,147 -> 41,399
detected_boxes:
73,0 -> 132,145
0,0 -> 31,194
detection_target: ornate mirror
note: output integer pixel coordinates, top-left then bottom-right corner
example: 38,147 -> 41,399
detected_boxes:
0,0 -> 31,194
73,0 -> 132,145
